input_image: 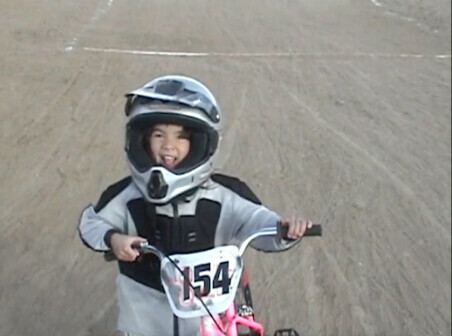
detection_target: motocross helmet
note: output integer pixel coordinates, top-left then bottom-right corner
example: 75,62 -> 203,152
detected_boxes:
124,75 -> 222,204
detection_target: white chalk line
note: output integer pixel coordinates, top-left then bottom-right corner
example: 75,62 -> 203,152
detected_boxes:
64,0 -> 115,52
369,0 -> 383,7
82,47 -> 451,59
367,0 -> 440,33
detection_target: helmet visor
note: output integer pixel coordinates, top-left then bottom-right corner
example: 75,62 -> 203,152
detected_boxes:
126,79 -> 221,124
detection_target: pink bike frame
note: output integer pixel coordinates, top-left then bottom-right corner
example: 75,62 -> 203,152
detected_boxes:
200,301 -> 264,336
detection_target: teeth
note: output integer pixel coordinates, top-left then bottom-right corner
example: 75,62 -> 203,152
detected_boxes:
161,155 -> 176,166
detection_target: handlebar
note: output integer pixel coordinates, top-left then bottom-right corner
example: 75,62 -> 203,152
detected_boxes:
131,223 -> 322,260
102,222 -> 322,328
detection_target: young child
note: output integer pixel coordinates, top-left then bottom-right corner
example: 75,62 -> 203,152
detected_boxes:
78,75 -> 313,336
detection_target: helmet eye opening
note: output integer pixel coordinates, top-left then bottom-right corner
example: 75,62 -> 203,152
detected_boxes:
126,114 -> 218,175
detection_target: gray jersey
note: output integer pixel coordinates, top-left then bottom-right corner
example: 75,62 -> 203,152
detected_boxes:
79,178 -> 292,336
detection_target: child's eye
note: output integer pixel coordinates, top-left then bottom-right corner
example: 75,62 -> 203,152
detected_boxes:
178,131 -> 191,140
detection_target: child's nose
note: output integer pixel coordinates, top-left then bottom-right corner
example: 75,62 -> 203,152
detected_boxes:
162,137 -> 176,149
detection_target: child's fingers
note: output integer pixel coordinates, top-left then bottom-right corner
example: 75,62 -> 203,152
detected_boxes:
282,216 -> 295,238
281,217 -> 314,239
292,219 -> 304,238
114,236 -> 145,261
295,220 -> 305,237
292,219 -> 313,238
290,216 -> 302,239
300,219 -> 314,237
126,237 -> 146,260
116,247 -> 133,261
125,246 -> 140,260
119,247 -> 139,261
281,216 -> 302,239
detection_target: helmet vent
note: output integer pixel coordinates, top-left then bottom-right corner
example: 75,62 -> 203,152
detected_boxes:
148,171 -> 168,199
155,80 -> 184,96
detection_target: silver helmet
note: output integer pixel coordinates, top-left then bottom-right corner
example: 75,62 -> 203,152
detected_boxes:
124,75 -> 222,204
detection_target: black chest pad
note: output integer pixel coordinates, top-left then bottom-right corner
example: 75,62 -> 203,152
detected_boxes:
153,199 -> 221,254
118,198 -> 221,291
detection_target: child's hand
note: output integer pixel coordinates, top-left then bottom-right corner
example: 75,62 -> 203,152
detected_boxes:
110,233 -> 147,262
280,216 -> 313,240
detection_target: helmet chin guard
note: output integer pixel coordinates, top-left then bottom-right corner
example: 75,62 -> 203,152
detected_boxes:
128,160 -> 214,204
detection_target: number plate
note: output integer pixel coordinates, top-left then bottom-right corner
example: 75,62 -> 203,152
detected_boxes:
160,245 -> 243,318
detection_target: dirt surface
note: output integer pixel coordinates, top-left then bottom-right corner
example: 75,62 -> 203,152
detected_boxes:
1,0 -> 450,335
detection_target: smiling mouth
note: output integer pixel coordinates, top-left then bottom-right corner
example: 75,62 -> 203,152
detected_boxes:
160,155 -> 177,169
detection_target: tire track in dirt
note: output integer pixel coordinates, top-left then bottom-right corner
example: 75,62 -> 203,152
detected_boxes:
242,49 -> 449,334
217,85 -> 248,171
0,50 -> 120,335
0,56 -> 110,226
284,87 -> 450,238
235,57 -> 380,334
281,79 -> 450,334
1,64 -> 82,223
2,0 -> 449,335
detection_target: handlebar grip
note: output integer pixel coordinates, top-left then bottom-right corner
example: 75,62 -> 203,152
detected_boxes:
305,224 -> 322,237
103,251 -> 116,262
279,223 -> 322,240
103,242 -> 145,262
103,243 -> 144,262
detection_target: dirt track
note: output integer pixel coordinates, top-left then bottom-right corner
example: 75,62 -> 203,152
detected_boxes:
1,1 -> 450,335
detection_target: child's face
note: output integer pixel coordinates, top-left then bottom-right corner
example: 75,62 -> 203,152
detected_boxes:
147,124 -> 191,170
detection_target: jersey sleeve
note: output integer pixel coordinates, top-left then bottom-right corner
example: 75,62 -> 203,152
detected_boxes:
215,187 -> 295,252
78,178 -> 132,251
